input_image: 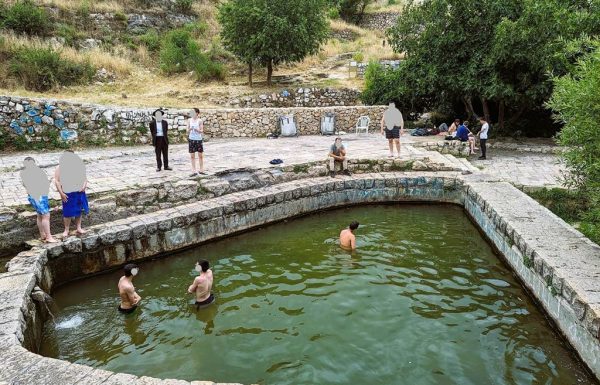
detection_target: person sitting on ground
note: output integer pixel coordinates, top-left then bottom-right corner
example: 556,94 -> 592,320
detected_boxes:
328,137 -> 351,177
20,157 -> 57,243
339,221 -> 359,250
118,263 -> 142,314
188,259 -> 215,309
456,121 -> 476,155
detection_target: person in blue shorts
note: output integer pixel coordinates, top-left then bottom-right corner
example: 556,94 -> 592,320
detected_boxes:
54,151 -> 89,238
20,157 -> 57,243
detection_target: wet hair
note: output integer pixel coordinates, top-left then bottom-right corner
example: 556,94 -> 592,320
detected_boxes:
193,107 -> 200,114
152,109 -> 164,118
197,259 -> 209,272
124,263 -> 139,277
349,221 -> 359,230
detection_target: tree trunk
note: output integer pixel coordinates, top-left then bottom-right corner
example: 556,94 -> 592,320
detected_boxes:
498,100 -> 505,131
267,59 -> 273,86
248,61 -> 253,87
481,97 -> 491,123
462,96 -> 476,120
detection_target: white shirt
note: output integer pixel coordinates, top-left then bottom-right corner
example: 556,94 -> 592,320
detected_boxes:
155,120 -> 163,137
189,118 -> 203,141
480,122 -> 489,139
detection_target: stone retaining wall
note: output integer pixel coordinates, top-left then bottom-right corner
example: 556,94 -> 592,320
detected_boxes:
413,139 -> 563,156
0,95 -> 385,147
0,157 -> 455,254
358,12 -> 400,30
2,173 -> 600,384
224,88 -> 361,108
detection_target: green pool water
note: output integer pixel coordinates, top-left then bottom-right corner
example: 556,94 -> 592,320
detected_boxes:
41,204 -> 597,385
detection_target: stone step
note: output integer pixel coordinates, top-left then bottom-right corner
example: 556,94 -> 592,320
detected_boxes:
457,157 -> 479,173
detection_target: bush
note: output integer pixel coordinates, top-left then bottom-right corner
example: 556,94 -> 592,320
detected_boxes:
114,11 -> 128,26
3,0 -> 51,36
338,0 -> 373,24
159,28 -> 201,74
352,52 -> 364,62
56,23 -> 85,47
388,0 -> 396,4
195,55 -> 225,81
175,0 -> 194,13
328,7 -> 340,19
9,47 -> 95,91
138,30 -> 161,52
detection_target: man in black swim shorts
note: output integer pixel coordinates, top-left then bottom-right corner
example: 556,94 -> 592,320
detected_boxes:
118,264 -> 141,314
187,260 -> 215,309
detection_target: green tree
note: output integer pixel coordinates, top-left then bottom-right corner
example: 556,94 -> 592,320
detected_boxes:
366,0 -> 600,135
219,0 -> 329,86
548,44 -> 600,240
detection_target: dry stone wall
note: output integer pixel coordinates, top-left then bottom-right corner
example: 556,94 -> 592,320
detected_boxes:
358,12 -> 400,30
0,95 -> 385,147
224,88 -> 361,108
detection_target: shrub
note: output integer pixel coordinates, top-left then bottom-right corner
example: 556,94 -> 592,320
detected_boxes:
182,21 -> 208,38
3,0 -> 51,36
8,47 -> 95,91
352,52 -> 364,62
114,11 -> 128,26
175,0 -> 194,13
159,28 -> 201,74
56,23 -> 85,47
195,55 -> 225,81
138,30 -> 161,52
388,0 -> 396,4
328,7 -> 340,19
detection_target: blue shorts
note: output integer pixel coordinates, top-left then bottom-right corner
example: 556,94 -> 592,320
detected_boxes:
62,191 -> 89,218
27,195 -> 50,215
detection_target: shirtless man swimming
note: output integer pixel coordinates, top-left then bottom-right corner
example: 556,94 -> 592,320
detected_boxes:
339,221 -> 359,250
188,259 -> 215,309
118,263 -> 141,314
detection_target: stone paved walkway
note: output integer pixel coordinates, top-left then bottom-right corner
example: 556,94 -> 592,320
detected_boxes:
0,134 -> 566,208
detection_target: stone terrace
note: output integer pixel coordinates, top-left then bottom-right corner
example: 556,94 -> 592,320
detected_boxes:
0,134 -> 565,208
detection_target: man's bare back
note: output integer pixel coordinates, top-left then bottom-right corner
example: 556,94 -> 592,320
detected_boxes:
189,270 -> 213,302
339,221 -> 359,250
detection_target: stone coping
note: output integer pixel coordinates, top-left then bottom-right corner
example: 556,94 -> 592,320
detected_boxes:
1,172 -> 600,384
413,139 -> 563,156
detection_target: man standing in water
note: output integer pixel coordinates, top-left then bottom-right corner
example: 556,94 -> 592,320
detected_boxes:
188,260 -> 215,309
339,221 -> 359,250
118,263 -> 141,314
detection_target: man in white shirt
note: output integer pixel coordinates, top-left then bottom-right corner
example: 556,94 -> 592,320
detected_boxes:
477,117 -> 490,160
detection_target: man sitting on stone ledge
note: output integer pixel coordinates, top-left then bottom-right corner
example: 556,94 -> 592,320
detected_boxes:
328,137 -> 351,178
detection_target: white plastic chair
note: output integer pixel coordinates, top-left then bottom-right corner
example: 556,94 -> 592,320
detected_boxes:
355,116 -> 370,135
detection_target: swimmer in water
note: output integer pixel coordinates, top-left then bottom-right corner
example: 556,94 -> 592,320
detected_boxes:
188,260 -> 215,309
118,263 -> 141,314
339,221 -> 359,250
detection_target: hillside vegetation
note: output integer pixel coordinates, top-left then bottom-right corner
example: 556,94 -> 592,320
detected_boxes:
0,0 -> 401,108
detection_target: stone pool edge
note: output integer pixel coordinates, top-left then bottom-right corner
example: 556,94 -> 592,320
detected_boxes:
0,172 -> 599,385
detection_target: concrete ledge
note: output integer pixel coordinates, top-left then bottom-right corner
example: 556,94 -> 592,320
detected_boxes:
1,173 -> 600,383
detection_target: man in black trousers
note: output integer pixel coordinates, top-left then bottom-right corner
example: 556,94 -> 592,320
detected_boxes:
149,109 -> 172,171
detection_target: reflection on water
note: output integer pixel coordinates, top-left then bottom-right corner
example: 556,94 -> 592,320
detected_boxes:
41,205 -> 597,385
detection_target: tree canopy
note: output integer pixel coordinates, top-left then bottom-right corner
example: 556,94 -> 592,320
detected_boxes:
219,0 -> 329,86
362,0 -> 600,135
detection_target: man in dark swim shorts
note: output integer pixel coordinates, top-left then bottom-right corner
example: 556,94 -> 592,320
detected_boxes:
118,264 -> 141,314
187,260 -> 215,309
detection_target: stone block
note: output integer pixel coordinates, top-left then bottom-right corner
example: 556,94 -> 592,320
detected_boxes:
82,234 -> 100,250
62,237 -> 82,253
158,218 -> 173,232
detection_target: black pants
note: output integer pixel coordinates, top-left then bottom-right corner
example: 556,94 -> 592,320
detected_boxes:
480,139 -> 487,157
155,137 -> 169,169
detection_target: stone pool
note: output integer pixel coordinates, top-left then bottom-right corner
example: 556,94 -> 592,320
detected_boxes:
41,204 -> 596,385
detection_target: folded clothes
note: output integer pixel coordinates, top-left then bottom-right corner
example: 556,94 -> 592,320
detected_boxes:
269,159 -> 284,165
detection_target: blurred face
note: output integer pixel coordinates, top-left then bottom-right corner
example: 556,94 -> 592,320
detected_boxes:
335,139 -> 342,147
154,111 -> 163,121
23,159 -> 35,168
190,109 -> 197,118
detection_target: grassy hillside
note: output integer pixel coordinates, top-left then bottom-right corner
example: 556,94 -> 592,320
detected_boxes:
0,0 -> 402,108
